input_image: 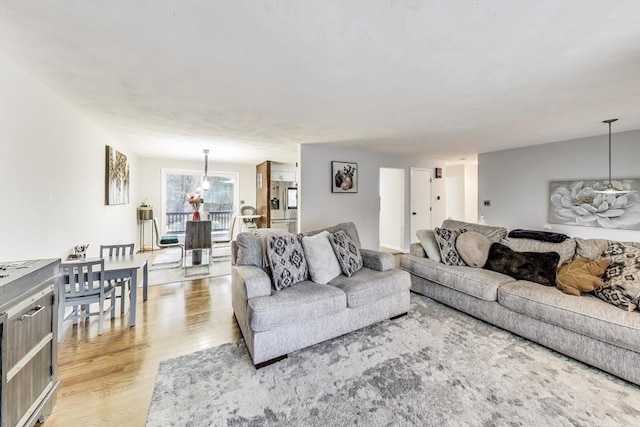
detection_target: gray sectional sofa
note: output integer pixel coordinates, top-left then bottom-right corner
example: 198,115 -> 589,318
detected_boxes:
231,222 -> 411,367
400,219 -> 640,385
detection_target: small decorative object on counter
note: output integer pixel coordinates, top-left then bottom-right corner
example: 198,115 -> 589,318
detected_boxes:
68,243 -> 90,260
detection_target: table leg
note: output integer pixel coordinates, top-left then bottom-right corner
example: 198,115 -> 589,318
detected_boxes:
129,269 -> 137,327
143,260 -> 148,301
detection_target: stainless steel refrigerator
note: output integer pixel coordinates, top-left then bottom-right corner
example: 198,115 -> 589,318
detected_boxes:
269,181 -> 297,232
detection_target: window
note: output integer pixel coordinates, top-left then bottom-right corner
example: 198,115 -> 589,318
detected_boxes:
162,169 -> 238,234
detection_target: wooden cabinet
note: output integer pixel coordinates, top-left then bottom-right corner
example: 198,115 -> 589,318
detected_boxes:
0,259 -> 60,427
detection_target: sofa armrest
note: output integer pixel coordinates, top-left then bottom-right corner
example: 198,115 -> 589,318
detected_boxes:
232,265 -> 272,299
409,243 -> 426,258
360,249 -> 395,272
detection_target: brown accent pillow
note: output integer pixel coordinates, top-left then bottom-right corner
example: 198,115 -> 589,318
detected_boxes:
556,257 -> 611,296
455,231 -> 490,267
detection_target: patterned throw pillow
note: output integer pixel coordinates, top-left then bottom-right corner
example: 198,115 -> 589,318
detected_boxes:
593,242 -> 640,312
266,234 -> 309,291
434,227 -> 467,266
329,230 -> 363,277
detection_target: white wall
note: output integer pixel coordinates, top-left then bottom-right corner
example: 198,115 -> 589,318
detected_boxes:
445,165 -> 465,221
379,168 -> 405,251
445,163 -> 478,223
0,54 -> 139,261
478,129 -> 640,242
464,163 -> 478,223
299,144 -> 446,250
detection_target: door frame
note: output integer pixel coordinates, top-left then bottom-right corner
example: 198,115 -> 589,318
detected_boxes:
378,167 -> 406,253
410,167 -> 433,244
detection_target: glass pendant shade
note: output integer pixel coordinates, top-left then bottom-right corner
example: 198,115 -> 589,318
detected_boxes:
201,149 -> 210,190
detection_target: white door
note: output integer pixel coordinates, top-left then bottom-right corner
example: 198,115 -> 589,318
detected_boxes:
410,168 -> 432,243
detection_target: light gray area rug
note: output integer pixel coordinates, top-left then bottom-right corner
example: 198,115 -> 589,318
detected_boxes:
148,248 -> 231,286
147,295 -> 640,426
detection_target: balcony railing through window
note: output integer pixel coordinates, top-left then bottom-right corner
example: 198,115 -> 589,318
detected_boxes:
166,210 -> 234,234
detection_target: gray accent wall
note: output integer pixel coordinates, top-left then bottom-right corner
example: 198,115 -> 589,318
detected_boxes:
478,129 -> 640,242
299,144 -> 446,251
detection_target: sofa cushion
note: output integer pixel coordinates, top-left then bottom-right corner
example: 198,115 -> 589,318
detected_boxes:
236,232 -> 264,267
303,222 -> 362,249
574,238 -> 640,261
329,267 -> 410,308
441,219 -> 507,243
434,227 -> 467,266
248,282 -> 346,332
501,237 -> 576,265
410,242 -> 426,257
301,231 -> 342,284
416,229 -> 441,262
594,242 -> 640,312
329,230 -> 363,277
160,235 -> 179,244
236,229 -> 292,268
498,280 -> 640,353
401,255 -> 515,301
267,233 -> 309,290
455,231 -> 490,267
484,243 -> 560,287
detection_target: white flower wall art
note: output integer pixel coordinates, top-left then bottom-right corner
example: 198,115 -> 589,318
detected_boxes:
549,180 -> 640,230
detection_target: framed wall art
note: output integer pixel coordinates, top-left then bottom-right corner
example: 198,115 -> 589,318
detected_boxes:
548,179 -> 640,230
332,161 -> 358,193
105,145 -> 130,205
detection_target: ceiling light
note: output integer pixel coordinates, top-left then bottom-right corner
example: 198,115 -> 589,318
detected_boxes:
201,149 -> 210,190
594,119 -> 634,195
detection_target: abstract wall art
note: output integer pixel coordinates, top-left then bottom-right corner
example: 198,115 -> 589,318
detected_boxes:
105,145 -> 130,205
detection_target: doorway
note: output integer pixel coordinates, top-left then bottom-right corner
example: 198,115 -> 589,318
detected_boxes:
379,168 -> 405,253
410,168 -> 432,243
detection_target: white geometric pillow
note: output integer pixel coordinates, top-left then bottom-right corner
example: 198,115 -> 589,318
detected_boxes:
434,227 -> 467,266
594,242 -> 640,312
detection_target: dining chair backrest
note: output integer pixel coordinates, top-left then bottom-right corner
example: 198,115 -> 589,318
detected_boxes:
100,243 -> 135,257
213,215 -> 237,244
59,259 -> 105,299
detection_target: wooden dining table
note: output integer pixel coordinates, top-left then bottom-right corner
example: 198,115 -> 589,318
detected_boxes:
64,253 -> 149,327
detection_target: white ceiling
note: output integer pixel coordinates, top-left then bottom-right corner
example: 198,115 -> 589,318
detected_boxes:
1,1 -> 639,165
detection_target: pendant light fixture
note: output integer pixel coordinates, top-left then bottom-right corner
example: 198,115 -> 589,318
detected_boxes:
594,119 -> 633,195
201,149 -> 210,190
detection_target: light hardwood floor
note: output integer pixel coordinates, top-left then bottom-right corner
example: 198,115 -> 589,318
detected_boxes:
47,272 -> 241,426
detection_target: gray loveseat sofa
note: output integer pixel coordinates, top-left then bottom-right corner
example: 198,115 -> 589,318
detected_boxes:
231,222 -> 411,367
400,219 -> 640,385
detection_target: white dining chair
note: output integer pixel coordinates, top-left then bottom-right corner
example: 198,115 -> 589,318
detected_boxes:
153,218 -> 184,265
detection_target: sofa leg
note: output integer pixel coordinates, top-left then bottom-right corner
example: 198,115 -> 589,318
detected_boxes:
255,355 -> 287,369
390,312 -> 408,320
